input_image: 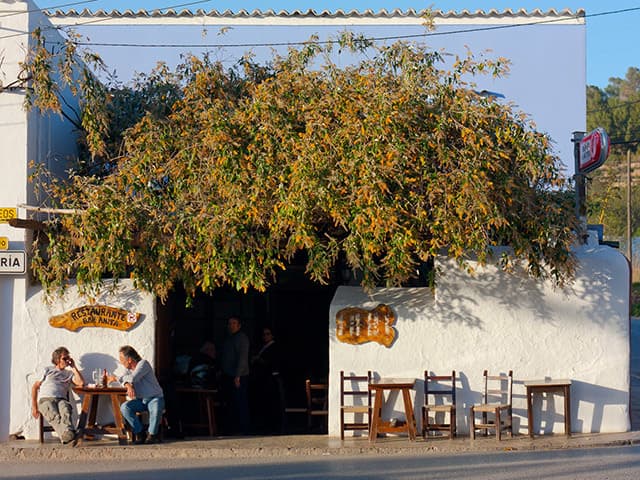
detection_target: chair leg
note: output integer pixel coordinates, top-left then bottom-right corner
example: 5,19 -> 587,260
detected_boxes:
470,407 -> 475,440
496,408 -> 501,441
450,409 -> 456,439
422,407 -> 428,439
38,415 -> 44,444
340,410 -> 344,440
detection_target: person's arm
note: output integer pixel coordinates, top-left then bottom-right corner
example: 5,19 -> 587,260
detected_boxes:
31,381 -> 41,419
67,357 -> 85,387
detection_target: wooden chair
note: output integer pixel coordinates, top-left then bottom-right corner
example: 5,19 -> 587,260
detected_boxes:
422,370 -> 456,439
38,414 -> 55,443
339,371 -> 372,440
469,370 -> 513,440
306,379 -> 328,432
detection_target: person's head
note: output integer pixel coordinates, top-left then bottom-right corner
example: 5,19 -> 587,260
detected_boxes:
262,327 -> 274,344
200,340 -> 216,359
51,347 -> 71,367
118,345 -> 141,369
227,316 -> 241,334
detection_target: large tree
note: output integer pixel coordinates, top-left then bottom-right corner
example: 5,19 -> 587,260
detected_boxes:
21,30 -> 577,301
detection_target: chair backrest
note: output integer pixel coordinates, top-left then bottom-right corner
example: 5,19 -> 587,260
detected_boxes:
340,371 -> 372,408
306,379 -> 328,413
424,370 -> 456,407
483,370 -> 513,405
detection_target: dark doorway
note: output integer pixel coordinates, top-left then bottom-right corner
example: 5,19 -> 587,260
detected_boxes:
155,265 -> 338,434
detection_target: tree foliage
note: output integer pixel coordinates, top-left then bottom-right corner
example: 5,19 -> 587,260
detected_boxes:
22,30 -> 578,301
586,67 -> 640,238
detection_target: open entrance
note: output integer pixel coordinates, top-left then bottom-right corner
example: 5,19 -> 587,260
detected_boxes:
155,265 -> 338,435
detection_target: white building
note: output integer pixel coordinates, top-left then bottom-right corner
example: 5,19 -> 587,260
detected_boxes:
1,1 -> 630,442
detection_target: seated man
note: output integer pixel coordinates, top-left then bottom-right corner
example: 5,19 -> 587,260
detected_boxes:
31,346 -> 85,445
111,345 -> 164,444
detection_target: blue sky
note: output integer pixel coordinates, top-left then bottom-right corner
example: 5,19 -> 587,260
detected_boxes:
38,0 -> 640,88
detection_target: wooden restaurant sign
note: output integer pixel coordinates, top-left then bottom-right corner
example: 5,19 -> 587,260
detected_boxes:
335,303 -> 397,347
49,305 -> 140,332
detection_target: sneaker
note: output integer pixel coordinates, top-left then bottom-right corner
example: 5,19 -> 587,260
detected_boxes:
145,434 -> 161,444
61,430 -> 75,444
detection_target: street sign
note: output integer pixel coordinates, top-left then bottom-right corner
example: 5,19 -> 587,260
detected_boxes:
0,207 -> 17,224
0,237 -> 7,250
579,127 -> 610,174
0,250 -> 25,274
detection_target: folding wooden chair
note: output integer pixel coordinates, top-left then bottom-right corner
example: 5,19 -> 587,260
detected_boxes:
422,370 -> 456,439
339,371 -> 372,440
469,370 -> 513,440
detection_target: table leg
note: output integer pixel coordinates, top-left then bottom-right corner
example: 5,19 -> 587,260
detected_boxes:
526,387 -> 534,438
76,393 -> 93,444
369,390 -> 383,442
401,388 -> 416,441
205,394 -> 217,436
111,394 -> 128,445
88,394 -> 99,428
564,386 -> 571,436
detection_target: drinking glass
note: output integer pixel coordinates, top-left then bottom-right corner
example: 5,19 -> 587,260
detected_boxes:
92,369 -> 100,387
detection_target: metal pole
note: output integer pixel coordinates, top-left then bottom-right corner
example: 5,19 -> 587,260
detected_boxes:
572,131 -> 587,239
627,149 -> 632,269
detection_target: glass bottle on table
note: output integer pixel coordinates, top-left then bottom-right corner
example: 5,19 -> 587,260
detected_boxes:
102,369 -> 108,388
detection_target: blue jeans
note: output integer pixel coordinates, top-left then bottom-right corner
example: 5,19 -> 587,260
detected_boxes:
120,396 -> 165,435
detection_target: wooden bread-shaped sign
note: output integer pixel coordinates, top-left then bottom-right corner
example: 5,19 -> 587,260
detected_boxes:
336,304 -> 396,347
49,305 -> 140,332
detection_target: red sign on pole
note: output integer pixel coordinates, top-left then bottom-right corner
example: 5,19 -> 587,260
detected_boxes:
579,127 -> 610,173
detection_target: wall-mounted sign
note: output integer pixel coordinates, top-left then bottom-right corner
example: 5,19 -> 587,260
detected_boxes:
0,207 -> 17,224
49,305 -> 140,332
579,127 -> 610,173
0,237 -> 8,250
336,303 -> 397,348
0,250 -> 25,274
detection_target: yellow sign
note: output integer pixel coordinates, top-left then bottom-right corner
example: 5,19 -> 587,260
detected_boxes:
49,305 -> 140,332
0,237 -> 7,250
336,304 -> 397,348
0,208 -> 17,223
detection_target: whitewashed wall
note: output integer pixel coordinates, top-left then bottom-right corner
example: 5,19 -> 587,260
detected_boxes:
329,233 -> 630,436
10,280 -> 156,440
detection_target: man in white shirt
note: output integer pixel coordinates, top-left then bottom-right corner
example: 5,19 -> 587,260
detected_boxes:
112,345 -> 164,444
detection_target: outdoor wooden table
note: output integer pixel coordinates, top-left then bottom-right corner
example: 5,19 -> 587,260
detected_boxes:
73,385 -> 129,445
175,386 -> 219,436
368,378 -> 417,442
524,379 -> 572,438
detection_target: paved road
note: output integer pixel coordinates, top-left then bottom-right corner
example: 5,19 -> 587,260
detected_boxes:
3,445 -> 640,480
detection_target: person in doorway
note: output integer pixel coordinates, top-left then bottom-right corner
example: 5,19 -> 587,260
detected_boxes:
31,346 -> 85,445
251,327 -> 285,434
110,345 -> 164,444
221,316 -> 250,434
188,339 -> 218,388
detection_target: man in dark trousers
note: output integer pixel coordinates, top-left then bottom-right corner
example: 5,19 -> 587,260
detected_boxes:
221,316 -> 250,434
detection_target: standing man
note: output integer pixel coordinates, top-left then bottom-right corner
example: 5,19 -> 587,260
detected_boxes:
221,316 -> 250,434
113,345 -> 164,444
31,346 -> 85,445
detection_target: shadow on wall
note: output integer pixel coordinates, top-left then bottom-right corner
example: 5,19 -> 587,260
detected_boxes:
570,380 -> 629,433
434,247 -> 628,331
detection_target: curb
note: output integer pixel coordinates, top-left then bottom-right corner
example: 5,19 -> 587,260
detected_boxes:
2,432 -> 640,462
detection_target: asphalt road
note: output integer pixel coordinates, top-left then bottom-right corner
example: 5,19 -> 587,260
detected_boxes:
3,445 -> 640,480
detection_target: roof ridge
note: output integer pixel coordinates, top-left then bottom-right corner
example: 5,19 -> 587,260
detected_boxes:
45,7 -> 585,19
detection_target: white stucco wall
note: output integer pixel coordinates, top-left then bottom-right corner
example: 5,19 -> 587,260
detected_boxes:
329,234 -> 630,437
0,1 -> 84,441
10,280 -> 156,440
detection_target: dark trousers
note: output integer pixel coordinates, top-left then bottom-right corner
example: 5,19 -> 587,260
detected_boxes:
223,375 -> 250,435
